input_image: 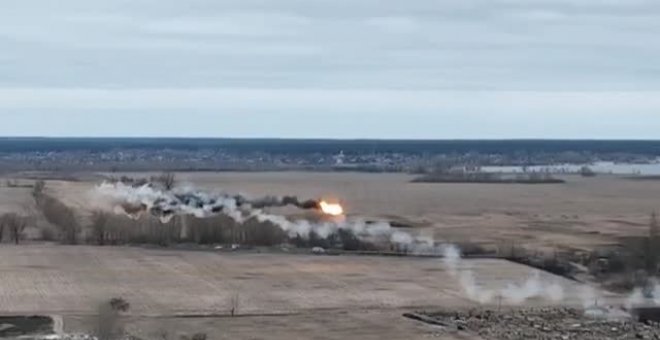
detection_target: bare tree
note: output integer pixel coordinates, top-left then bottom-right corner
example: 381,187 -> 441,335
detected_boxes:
0,214 -> 7,243
1,213 -> 28,245
0,215 -> 5,243
90,210 -> 110,246
35,195 -> 80,244
32,180 -> 46,202
645,211 -> 660,274
230,292 -> 240,317
154,172 -> 176,190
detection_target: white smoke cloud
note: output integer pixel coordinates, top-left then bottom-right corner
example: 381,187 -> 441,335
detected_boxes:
626,288 -> 644,310
93,182 -> 439,252
390,231 -> 413,245
98,182 -> 625,311
460,270 -> 496,304
624,278 -> 660,310
501,271 -> 565,304
442,244 -> 461,274
442,245 -> 565,305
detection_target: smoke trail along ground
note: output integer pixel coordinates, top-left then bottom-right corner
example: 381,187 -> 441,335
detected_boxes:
442,245 -> 565,305
95,183 -> 566,301
93,182 -> 437,250
95,182 -> 322,220
97,182 -> 646,310
445,242 -> 660,315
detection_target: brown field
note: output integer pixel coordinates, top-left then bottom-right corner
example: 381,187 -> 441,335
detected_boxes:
47,171 -> 660,252
0,245 -> 599,339
0,171 -> 655,338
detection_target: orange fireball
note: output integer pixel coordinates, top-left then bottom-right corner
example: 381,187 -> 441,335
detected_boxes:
319,200 -> 344,216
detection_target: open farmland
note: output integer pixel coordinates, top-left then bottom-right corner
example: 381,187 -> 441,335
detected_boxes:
169,172 -> 660,251
0,171 -> 655,338
0,245 -> 597,315
45,171 -> 660,252
0,245 -> 608,339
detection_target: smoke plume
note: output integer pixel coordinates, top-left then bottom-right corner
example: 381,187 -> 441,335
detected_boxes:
96,182 -> 613,310
442,245 -> 565,305
96,182 -> 321,222
625,278 -> 660,309
93,182 -> 436,251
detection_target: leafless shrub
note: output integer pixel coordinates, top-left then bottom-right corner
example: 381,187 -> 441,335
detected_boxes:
153,172 -> 176,190
109,297 -> 130,312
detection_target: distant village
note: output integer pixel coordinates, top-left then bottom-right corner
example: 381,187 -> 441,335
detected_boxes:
0,146 -> 655,173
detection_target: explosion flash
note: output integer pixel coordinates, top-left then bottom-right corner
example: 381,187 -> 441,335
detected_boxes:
319,200 -> 344,216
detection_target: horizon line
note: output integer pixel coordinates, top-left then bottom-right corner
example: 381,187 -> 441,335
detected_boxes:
0,136 -> 659,142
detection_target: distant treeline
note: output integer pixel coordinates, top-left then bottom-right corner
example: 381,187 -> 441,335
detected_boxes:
1,138 -> 660,156
412,172 -> 565,184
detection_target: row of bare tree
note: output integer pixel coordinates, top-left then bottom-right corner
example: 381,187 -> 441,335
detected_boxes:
0,213 -> 28,244
0,180 -> 40,244
4,178 -> 290,247
87,212 -> 288,247
32,180 -> 80,244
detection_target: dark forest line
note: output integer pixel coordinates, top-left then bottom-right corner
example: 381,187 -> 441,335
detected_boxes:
1,138 -> 660,156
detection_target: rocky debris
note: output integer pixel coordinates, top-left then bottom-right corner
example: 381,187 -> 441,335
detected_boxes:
418,307 -> 660,340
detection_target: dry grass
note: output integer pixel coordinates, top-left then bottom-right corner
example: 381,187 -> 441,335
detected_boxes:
46,172 -> 660,252
0,245 -> 595,316
1,172 -> 650,339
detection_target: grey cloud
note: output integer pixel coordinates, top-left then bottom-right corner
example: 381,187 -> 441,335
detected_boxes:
1,0 -> 659,90
1,0 -> 660,138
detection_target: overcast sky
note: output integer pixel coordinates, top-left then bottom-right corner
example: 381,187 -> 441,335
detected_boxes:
1,0 -> 659,139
